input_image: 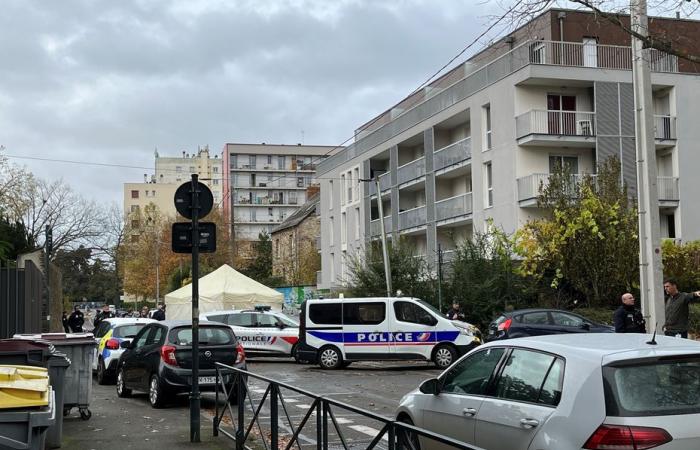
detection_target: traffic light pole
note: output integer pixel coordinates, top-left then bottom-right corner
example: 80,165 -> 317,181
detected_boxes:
190,174 -> 201,443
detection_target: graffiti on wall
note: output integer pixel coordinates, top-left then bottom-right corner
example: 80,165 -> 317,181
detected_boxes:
275,285 -> 320,307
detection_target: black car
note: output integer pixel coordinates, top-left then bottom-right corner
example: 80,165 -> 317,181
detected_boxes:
486,308 -> 614,341
116,320 -> 246,408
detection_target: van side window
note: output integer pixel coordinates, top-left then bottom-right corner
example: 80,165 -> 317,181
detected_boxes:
343,302 -> 386,325
394,301 -> 437,326
309,303 -> 342,325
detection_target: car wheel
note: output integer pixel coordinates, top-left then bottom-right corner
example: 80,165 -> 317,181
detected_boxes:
149,374 -> 166,408
397,416 -> 421,450
291,344 -> 300,363
318,346 -> 342,370
116,368 -> 131,398
432,344 -> 457,369
96,358 -> 110,385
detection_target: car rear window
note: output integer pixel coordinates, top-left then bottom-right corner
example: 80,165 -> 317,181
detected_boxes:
169,326 -> 235,346
604,356 -> 700,416
113,324 -> 148,338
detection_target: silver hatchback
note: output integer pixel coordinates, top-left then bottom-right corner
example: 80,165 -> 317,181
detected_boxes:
396,333 -> 700,450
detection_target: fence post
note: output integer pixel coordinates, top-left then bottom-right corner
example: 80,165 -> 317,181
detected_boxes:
236,373 -> 245,450
316,401 -> 322,450
270,383 -> 278,450
322,401 -> 328,450
213,366 -> 219,437
388,423 -> 396,450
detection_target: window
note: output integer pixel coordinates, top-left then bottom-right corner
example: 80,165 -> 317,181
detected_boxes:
548,155 -> 579,174
309,303 -> 342,325
189,166 -> 196,173
113,324 -> 148,339
132,326 -> 152,349
94,322 -> 111,338
213,179 -> 219,185
340,174 -> 346,205
550,312 -> 585,327
343,302 -> 386,325
394,301 -> 437,326
131,219 -> 139,229
267,155 -> 272,165
250,155 -> 257,169
228,313 -> 255,327
278,155 -> 285,170
441,347 -> 505,395
329,252 -> 335,280
147,326 -> 165,346
329,181 -> 334,210
213,166 -> 219,173
494,350 -> 563,405
131,190 -> 139,199
347,171 -> 353,203
169,326 -> 235,346
341,212 -> 347,245
483,104 -> 492,151
288,191 -> 297,205
329,217 -> 334,243
297,177 -> 304,188
520,312 -> 550,325
354,207 -> 360,240
353,168 -> 360,200
256,314 -> 278,327
484,162 -> 493,207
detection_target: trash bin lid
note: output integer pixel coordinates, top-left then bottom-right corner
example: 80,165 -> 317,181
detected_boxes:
0,338 -> 54,353
0,365 -> 50,409
13,333 -> 97,347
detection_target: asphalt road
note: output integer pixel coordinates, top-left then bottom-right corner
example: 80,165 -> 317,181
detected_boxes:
62,356 -> 443,449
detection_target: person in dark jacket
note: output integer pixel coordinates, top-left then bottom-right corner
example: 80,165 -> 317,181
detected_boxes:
613,293 -> 646,333
93,305 -> 115,330
152,303 -> 166,321
663,278 -> 700,338
68,306 -> 85,332
446,302 -> 466,321
61,311 -> 71,333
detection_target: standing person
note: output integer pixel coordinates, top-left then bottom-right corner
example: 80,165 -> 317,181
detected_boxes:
613,293 -> 646,333
152,303 -> 166,321
446,302 -> 465,321
61,311 -> 70,333
663,279 -> 700,338
93,304 -> 115,329
68,306 -> 85,332
140,306 -> 150,318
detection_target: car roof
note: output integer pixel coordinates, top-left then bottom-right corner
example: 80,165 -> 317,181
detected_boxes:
482,333 -> 700,364
505,308 -> 584,316
105,318 -> 156,325
306,297 -> 420,303
156,320 -> 227,328
202,309 -> 286,316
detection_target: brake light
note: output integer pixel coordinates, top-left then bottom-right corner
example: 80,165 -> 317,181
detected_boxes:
497,318 -> 512,331
160,345 -> 178,366
584,424 -> 672,450
235,342 -> 245,364
105,338 -> 120,350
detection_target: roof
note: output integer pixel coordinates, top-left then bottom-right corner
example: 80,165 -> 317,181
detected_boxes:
271,193 -> 319,234
155,320 -> 228,328
105,318 -> 156,325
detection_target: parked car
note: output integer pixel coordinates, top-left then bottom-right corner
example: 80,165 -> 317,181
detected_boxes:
486,308 -> 613,341
396,333 -> 700,450
200,306 -> 301,360
92,317 -> 156,384
116,320 -> 246,408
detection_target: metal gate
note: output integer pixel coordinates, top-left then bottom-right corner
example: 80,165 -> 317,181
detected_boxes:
0,259 -> 44,339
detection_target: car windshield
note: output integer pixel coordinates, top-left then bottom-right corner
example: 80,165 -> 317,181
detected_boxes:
278,314 -> 299,327
169,326 -> 235,346
113,324 -> 148,338
604,355 -> 700,416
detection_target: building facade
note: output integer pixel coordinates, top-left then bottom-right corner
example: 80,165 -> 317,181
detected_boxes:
221,143 -> 338,258
317,9 -> 700,290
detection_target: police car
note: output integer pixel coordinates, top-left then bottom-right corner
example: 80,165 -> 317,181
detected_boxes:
92,317 -> 155,384
200,306 -> 301,360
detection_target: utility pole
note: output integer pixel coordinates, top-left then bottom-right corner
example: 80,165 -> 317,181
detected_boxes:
631,0 -> 665,332
44,226 -> 53,331
375,178 -> 392,297
437,244 -> 444,313
190,174 -> 201,442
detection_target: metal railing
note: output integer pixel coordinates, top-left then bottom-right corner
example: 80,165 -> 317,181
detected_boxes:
657,176 -> 680,201
434,138 -> 472,172
398,206 -> 426,230
214,363 -> 481,450
436,193 -> 473,221
654,115 -> 677,140
517,173 -> 588,201
370,215 -> 392,236
397,157 -> 426,185
516,110 -> 596,138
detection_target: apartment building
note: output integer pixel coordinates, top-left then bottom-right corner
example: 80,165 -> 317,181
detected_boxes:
221,143 -> 339,257
317,9 -> 700,290
154,146 -> 223,206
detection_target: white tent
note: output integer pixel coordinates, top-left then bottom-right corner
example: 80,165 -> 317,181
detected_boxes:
165,264 -> 284,320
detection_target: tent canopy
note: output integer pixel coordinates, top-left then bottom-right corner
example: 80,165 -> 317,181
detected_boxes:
165,264 -> 283,320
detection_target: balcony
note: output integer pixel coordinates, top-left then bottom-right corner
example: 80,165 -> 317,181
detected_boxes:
654,115 -> 677,148
368,172 -> 392,196
398,206 -> 426,231
397,157 -> 426,186
658,176 -> 679,206
370,215 -> 393,237
436,193 -> 473,223
434,138 -> 472,172
516,110 -> 596,147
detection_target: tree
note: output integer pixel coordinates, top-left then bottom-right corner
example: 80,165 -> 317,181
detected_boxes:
0,215 -> 34,260
53,246 -> 120,305
661,240 -> 700,291
517,157 -> 640,308
240,231 -> 283,286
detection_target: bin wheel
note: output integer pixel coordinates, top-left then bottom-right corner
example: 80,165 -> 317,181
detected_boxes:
80,409 -> 92,420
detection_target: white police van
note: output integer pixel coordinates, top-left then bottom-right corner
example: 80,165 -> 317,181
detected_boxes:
297,297 -> 481,369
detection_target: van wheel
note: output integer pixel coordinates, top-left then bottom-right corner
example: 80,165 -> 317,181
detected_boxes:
432,344 -> 457,369
116,368 -> 131,398
318,346 -> 342,370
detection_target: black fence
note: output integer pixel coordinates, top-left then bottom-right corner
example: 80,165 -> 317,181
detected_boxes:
214,363 -> 482,450
0,259 -> 44,339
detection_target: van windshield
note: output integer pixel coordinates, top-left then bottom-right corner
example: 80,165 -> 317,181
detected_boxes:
415,299 -> 443,319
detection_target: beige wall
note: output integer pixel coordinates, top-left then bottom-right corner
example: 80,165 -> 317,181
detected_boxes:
123,182 -> 179,221
271,214 -> 321,285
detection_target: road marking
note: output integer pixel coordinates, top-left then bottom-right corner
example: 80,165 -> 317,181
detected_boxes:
251,388 -> 267,394
349,425 -> 388,441
283,398 -> 298,403
295,404 -> 313,409
334,417 -> 353,424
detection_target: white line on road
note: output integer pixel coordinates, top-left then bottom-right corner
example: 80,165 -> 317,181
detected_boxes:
349,425 -> 388,441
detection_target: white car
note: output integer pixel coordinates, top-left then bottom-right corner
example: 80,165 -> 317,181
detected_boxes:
92,317 -> 156,384
396,333 -> 700,450
201,308 -> 300,360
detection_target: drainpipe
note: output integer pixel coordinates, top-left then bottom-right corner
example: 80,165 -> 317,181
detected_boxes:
558,11 -> 566,41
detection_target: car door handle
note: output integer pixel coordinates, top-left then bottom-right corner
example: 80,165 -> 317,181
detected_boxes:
520,418 -> 539,428
462,408 -> 477,417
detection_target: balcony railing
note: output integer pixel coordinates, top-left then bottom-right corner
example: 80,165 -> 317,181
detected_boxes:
654,115 -> 677,140
370,215 -> 392,236
398,206 -> 426,230
516,110 -> 596,138
436,193 -> 473,221
657,176 -> 679,201
434,138 -> 472,172
368,171 -> 392,196
397,157 -> 426,185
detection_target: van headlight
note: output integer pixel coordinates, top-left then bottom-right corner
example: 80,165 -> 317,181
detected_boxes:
458,325 -> 476,336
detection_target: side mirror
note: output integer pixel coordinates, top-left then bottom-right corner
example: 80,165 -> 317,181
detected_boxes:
419,378 -> 440,396
120,340 -> 132,349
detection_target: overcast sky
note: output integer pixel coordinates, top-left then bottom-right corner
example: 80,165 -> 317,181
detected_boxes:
0,0 -> 515,205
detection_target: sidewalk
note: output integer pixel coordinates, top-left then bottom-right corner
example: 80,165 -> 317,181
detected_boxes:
62,381 -> 232,449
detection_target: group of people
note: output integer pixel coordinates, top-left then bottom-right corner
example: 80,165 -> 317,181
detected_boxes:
613,278 -> 700,338
61,303 -> 167,333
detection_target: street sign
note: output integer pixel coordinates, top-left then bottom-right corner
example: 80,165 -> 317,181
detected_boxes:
171,222 -> 217,253
174,181 -> 214,219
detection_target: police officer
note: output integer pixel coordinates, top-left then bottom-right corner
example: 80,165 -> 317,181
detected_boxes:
61,311 -> 70,333
68,305 -> 85,332
446,302 -> 466,321
93,304 -> 115,329
613,293 -> 646,333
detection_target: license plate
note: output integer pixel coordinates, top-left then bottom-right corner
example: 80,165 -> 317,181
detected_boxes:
198,376 -> 216,384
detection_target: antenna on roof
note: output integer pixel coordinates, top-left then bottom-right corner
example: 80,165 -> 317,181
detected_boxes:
646,324 -> 658,345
